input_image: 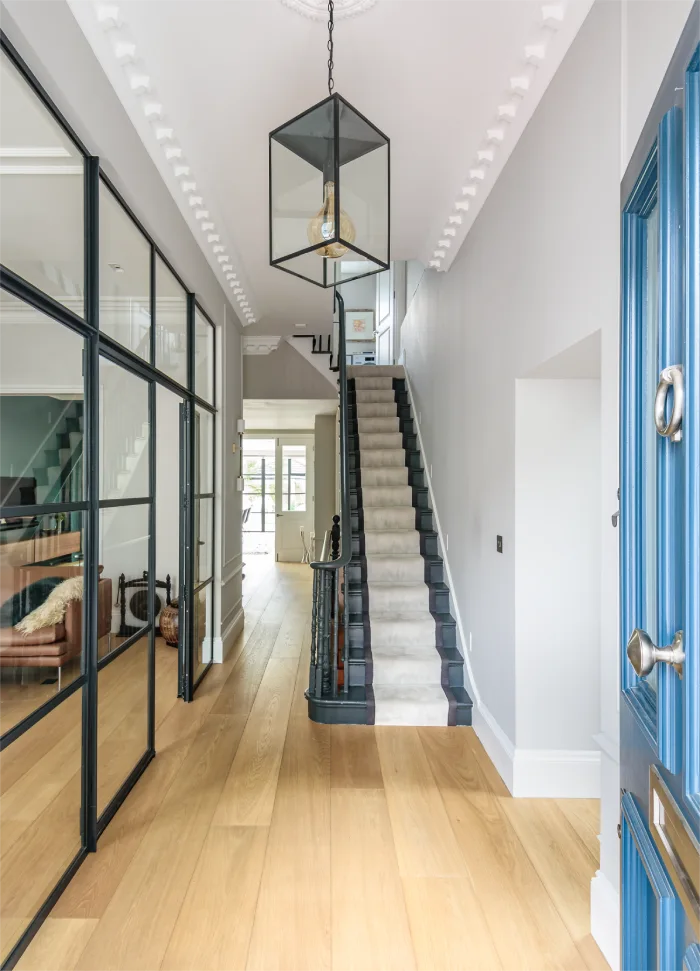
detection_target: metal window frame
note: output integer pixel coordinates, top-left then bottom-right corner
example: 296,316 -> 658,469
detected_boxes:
0,28 -> 219,970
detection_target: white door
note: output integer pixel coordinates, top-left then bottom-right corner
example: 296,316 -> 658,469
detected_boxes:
274,436 -> 314,562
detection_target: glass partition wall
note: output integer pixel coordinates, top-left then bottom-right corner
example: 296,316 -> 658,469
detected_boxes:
0,34 -> 217,969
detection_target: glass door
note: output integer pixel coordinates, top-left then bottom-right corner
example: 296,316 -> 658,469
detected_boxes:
274,437 -> 314,562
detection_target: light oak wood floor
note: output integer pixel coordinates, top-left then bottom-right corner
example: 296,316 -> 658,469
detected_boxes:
13,559 -> 609,971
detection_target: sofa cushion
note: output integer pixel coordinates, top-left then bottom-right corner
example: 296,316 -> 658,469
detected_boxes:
0,623 -> 66,652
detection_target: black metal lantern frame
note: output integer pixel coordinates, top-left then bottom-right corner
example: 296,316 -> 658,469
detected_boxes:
269,92 -> 390,289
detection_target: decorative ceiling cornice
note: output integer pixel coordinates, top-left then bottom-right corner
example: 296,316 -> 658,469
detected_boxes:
281,0 -> 377,21
69,1 -> 258,326
243,336 -> 281,355
426,0 -> 594,274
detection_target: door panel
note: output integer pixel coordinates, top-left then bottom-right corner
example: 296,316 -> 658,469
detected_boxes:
275,437 -> 314,562
620,40 -> 699,971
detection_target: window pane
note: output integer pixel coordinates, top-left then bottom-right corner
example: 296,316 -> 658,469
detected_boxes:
194,309 -> 214,404
0,689 -> 82,962
99,358 -> 150,501
195,408 -> 213,495
0,293 -> 85,507
100,181 -> 151,360
0,513 -> 85,734
0,51 -> 84,316
99,504 -> 149,662
282,444 -> 306,512
195,498 -> 213,583
97,635 -> 147,815
155,256 -> 187,387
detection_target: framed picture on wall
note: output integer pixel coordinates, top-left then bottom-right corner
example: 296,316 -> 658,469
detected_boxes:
347,310 -> 375,341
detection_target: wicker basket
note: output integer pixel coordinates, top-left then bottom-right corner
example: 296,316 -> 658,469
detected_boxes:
160,599 -> 179,647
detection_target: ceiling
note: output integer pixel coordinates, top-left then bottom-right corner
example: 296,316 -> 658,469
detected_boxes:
244,398 -> 336,430
68,0 -> 592,336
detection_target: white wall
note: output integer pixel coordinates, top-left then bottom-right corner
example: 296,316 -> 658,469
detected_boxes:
514,379 -> 601,757
403,1 -> 621,747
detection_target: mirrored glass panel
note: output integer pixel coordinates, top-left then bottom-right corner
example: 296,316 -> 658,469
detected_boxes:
0,689 -> 82,962
99,358 -> 150,502
100,181 -> 151,360
155,256 -> 187,387
0,51 -> 84,316
194,309 -> 214,404
0,513 -> 84,734
99,503 -> 149,662
0,293 -> 84,508
97,634 -> 148,815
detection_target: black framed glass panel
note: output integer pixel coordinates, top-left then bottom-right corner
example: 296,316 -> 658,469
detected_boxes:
96,633 -> 148,815
195,407 -> 213,495
195,498 -> 213,584
194,308 -> 214,404
99,181 -> 151,360
98,503 -> 149,661
99,358 -> 149,502
0,292 -> 84,508
0,512 -> 85,735
0,49 -> 84,316
0,688 -> 82,963
155,255 -> 187,388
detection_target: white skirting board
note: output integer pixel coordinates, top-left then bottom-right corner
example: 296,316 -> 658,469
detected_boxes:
591,869 -> 619,970
212,605 -> 244,663
473,702 -> 601,797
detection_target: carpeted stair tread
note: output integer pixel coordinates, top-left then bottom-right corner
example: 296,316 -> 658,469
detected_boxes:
357,416 -> 400,433
366,555 -> 424,584
355,389 -> 396,403
364,506 -> 415,530
359,431 -> 404,450
373,684 -> 449,726
360,449 -> 406,469
360,468 -> 409,487
364,530 -> 419,555
373,655 -> 442,686
355,402 -> 399,418
362,485 -> 413,507
368,582 -> 430,613
369,615 -> 437,649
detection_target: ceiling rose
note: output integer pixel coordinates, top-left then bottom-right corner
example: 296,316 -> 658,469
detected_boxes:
281,0 -> 376,20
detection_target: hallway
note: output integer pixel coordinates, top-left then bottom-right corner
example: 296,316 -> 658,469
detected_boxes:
13,562 -> 608,971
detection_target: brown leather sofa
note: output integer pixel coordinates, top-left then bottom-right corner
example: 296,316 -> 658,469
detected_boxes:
0,564 -> 112,686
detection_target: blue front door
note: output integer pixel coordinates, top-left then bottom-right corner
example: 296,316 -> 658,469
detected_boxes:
620,34 -> 699,971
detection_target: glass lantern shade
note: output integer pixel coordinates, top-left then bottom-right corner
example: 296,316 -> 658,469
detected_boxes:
269,94 -> 390,288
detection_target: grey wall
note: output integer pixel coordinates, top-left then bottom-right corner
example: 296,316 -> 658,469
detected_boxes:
243,342 -> 338,401
314,413 -> 336,557
0,396 -> 72,479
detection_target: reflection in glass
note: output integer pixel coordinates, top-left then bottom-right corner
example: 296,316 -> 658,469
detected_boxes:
0,514 -> 86,733
100,182 -> 151,359
99,504 -> 149,660
642,203 -> 660,693
0,690 -> 82,962
155,256 -> 187,387
99,358 -> 150,501
0,293 -> 84,508
97,635 -> 148,815
0,51 -> 84,315
282,444 -> 307,511
195,310 -> 214,404
195,498 -> 213,584
195,407 -> 213,495
193,582 -> 212,681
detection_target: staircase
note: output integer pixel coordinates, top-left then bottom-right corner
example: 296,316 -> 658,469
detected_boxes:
345,365 -> 472,726
32,401 -> 84,505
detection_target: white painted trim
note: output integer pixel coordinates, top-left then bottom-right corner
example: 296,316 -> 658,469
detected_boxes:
222,557 -> 243,586
472,701 -> 515,793
591,869 -> 620,971
213,604 -> 244,662
512,748 -> 601,797
593,730 -> 620,764
403,370 -> 480,707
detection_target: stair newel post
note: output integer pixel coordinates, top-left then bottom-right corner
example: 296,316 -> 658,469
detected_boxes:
331,515 -> 340,560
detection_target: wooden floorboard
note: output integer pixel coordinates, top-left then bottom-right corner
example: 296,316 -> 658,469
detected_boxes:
7,561 -> 609,971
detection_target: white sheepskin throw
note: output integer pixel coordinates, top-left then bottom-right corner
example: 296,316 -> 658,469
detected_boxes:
15,576 -> 84,634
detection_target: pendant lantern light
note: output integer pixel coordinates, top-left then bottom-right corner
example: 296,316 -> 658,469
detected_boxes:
269,0 -> 390,288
